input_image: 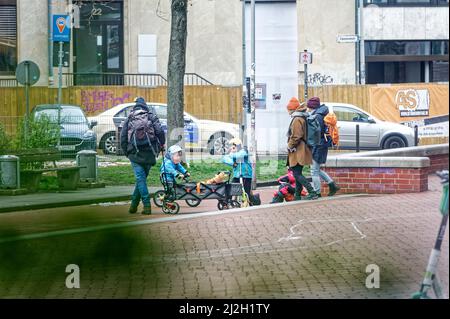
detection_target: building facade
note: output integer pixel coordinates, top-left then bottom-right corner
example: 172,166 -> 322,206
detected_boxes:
0,0 -> 448,87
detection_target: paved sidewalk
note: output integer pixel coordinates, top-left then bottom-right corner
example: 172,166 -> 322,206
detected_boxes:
0,175 -> 447,299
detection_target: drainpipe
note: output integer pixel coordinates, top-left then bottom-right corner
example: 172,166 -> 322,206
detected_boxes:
48,0 -> 54,86
355,0 -> 360,84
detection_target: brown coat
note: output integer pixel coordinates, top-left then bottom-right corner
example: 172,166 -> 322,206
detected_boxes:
287,116 -> 312,167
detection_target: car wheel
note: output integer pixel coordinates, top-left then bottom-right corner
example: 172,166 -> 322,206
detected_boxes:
208,132 -> 232,155
101,132 -> 118,155
383,135 -> 406,149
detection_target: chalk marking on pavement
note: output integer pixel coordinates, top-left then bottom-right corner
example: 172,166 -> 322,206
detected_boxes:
0,194 -> 365,244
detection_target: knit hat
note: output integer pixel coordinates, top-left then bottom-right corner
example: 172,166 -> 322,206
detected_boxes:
307,97 -> 321,109
287,97 -> 301,111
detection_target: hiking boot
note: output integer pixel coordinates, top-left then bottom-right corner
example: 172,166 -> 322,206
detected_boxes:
328,182 -> 341,197
305,191 -> 319,200
142,206 -> 152,215
128,205 -> 138,214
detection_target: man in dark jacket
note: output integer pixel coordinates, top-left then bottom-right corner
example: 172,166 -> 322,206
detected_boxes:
307,97 -> 340,197
120,97 -> 165,215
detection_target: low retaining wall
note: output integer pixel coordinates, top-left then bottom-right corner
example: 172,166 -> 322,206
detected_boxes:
321,144 -> 448,195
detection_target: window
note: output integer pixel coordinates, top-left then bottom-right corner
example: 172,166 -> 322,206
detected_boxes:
365,0 -> 448,5
0,0 -> 17,74
334,107 -> 371,123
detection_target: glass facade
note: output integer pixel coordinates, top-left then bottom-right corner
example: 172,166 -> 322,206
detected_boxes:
0,0 -> 16,74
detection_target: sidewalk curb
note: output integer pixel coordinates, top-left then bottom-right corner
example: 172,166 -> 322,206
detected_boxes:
0,179 -> 312,214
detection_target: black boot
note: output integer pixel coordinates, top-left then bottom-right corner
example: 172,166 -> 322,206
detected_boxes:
142,206 -> 152,215
271,192 -> 284,204
328,181 -> 341,197
296,175 -> 318,200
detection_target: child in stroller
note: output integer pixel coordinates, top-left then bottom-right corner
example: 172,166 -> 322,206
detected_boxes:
160,145 -> 191,183
271,168 -> 308,203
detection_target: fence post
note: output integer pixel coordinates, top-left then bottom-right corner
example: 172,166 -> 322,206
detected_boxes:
414,125 -> 419,146
356,124 -> 360,153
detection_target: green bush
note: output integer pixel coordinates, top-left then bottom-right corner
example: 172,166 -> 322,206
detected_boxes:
15,114 -> 60,150
0,122 -> 11,153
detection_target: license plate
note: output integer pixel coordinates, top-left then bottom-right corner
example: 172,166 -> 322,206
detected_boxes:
58,145 -> 76,151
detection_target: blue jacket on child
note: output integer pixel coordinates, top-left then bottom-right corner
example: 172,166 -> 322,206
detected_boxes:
222,149 -> 253,179
160,152 -> 187,183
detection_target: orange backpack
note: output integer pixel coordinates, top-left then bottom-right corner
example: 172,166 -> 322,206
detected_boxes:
323,112 -> 339,147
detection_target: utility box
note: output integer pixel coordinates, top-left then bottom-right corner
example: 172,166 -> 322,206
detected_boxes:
0,155 -> 20,189
76,150 -> 98,182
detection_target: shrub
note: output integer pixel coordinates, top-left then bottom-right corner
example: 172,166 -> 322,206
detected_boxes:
15,114 -> 60,150
0,122 -> 11,153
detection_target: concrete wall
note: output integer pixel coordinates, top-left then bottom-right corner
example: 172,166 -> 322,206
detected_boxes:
363,6 -> 449,40
297,0 -> 357,85
126,0 -> 242,86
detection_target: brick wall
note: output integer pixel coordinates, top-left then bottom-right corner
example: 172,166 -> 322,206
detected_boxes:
428,154 -> 449,174
320,167 -> 429,195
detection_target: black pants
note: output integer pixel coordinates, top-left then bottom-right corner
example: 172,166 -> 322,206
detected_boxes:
290,164 -> 314,196
233,177 -> 252,200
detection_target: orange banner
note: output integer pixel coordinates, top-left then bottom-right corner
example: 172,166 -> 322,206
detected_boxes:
369,84 -> 449,123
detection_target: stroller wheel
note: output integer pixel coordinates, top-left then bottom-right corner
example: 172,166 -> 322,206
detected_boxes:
217,201 -> 228,211
162,201 -> 180,215
153,190 -> 166,208
185,199 -> 201,207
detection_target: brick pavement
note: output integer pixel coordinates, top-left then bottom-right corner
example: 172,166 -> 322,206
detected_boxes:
0,175 -> 447,299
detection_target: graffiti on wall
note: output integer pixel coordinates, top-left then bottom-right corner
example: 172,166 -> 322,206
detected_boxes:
81,90 -> 131,114
307,73 -> 334,86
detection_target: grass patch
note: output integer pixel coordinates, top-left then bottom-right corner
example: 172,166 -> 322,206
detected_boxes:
98,159 -> 310,186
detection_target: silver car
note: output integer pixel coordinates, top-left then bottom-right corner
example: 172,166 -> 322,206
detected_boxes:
324,103 -> 416,150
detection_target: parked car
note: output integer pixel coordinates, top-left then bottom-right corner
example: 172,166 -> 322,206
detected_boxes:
31,104 -> 97,155
324,102 -> 415,149
88,103 -> 240,155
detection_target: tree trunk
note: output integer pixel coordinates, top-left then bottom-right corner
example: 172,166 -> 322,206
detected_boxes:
167,0 -> 188,150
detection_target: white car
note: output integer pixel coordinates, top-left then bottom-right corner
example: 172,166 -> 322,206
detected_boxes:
88,103 -> 240,155
324,102 -> 416,149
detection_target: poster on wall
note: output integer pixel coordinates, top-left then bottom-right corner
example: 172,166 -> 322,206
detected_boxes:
401,115 -> 449,138
255,83 -> 267,109
369,85 -> 448,122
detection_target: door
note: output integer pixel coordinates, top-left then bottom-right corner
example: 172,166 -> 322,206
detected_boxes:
73,1 -> 124,85
332,106 -> 380,149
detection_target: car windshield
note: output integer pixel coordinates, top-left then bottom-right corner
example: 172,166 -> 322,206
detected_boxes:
36,108 -> 87,124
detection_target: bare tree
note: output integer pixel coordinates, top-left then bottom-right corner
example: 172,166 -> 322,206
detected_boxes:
167,0 -> 188,149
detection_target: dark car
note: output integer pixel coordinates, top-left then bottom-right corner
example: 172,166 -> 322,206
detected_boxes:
31,105 -> 97,155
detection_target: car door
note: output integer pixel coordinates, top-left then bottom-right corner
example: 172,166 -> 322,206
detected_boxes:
151,105 -> 199,146
332,106 -> 380,149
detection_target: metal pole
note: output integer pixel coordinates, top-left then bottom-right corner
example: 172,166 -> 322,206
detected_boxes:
303,50 -> 308,102
48,0 -> 54,86
241,0 -> 247,147
250,0 -> 257,190
356,124 -> 360,153
57,41 -> 63,147
355,0 -> 360,84
414,125 -> 419,146
24,62 -> 30,145
359,0 -> 366,85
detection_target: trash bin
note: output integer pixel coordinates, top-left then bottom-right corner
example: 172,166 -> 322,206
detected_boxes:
0,155 -> 20,189
76,150 -> 98,182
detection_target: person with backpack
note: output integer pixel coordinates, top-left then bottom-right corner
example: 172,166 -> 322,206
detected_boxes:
286,97 -> 318,200
307,97 -> 340,197
120,97 -> 166,215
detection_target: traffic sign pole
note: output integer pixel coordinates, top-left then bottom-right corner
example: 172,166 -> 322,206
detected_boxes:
303,50 -> 309,102
57,41 -> 63,148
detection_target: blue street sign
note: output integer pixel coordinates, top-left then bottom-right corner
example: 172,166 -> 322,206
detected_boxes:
52,15 -> 71,42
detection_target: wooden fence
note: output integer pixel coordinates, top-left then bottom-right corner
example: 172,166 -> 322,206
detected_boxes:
0,85 -> 242,134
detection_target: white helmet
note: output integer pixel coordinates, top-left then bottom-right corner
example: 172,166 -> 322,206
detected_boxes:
168,145 -> 183,155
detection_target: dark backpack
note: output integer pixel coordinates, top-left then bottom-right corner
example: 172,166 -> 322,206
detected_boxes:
290,112 -> 322,148
127,109 -> 157,152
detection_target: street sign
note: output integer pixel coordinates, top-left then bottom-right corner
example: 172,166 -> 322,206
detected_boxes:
52,15 -> 71,42
300,51 -> 313,64
16,60 -> 40,86
337,34 -> 359,43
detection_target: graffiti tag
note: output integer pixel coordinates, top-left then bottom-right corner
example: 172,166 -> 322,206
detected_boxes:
308,73 -> 334,86
81,90 -> 131,114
